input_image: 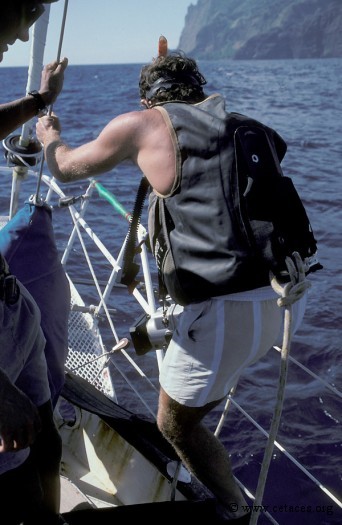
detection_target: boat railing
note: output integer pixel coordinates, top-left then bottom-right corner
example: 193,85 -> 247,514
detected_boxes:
44,175 -> 164,413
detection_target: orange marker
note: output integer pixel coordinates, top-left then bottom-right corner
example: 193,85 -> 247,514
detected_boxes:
158,35 -> 168,57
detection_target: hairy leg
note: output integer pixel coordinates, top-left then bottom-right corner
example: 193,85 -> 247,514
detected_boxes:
157,388 -> 249,520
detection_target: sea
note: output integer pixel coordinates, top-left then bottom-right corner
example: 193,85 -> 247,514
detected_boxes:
0,58 -> 341,525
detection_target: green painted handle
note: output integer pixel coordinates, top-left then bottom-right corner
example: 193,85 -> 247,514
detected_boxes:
95,182 -> 131,222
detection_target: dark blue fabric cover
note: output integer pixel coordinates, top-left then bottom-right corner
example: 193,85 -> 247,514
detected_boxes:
0,201 -> 70,406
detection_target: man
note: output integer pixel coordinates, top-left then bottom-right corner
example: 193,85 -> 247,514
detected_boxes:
37,52 -> 308,523
0,1 -> 68,523
0,0 -> 68,139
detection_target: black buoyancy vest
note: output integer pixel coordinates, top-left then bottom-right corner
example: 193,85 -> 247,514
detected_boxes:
148,95 -> 318,306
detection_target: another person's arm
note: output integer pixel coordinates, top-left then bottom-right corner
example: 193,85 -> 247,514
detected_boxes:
0,57 -> 68,140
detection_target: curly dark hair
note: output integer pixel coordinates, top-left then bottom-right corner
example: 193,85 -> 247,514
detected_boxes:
139,52 -> 207,105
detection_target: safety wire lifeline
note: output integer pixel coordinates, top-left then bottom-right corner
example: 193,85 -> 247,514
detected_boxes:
35,0 -> 69,202
249,252 -> 311,525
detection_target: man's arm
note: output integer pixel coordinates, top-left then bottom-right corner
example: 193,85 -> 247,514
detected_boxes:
36,110 -> 141,182
37,107 -> 176,195
0,57 -> 68,140
0,368 -> 41,452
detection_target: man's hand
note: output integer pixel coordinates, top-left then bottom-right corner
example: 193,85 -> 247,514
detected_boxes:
36,113 -> 61,145
0,372 -> 41,452
39,57 -> 68,107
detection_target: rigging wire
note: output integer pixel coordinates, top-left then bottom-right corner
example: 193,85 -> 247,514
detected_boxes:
35,0 -> 69,202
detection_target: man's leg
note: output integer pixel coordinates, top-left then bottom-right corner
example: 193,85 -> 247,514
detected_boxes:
157,388 -> 250,522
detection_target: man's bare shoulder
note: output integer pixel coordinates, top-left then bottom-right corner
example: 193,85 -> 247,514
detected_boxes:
107,108 -> 167,144
114,108 -> 164,126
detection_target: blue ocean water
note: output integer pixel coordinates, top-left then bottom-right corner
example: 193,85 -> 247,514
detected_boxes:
0,59 -> 341,524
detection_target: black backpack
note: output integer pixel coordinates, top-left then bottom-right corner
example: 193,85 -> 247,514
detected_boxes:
234,125 -> 322,279
121,125 -> 322,291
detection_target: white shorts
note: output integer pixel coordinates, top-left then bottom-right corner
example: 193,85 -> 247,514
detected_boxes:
159,286 -> 307,407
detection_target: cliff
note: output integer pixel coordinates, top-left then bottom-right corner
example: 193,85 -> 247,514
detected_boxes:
178,0 -> 342,59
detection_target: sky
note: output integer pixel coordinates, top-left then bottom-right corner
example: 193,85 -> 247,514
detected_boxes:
1,0 -> 196,68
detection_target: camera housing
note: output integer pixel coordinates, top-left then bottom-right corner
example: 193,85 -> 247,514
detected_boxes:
130,303 -> 183,355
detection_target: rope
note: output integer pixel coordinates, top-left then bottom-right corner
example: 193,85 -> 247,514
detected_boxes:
249,252 -> 311,525
270,252 -> 311,308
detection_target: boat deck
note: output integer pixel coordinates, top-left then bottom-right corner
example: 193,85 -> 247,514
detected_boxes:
60,476 -> 93,513
59,373 -> 215,522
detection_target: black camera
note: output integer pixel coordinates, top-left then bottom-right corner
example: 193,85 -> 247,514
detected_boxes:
130,302 -> 183,355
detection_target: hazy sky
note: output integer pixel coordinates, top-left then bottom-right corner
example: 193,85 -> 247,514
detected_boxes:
1,0 -> 195,67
